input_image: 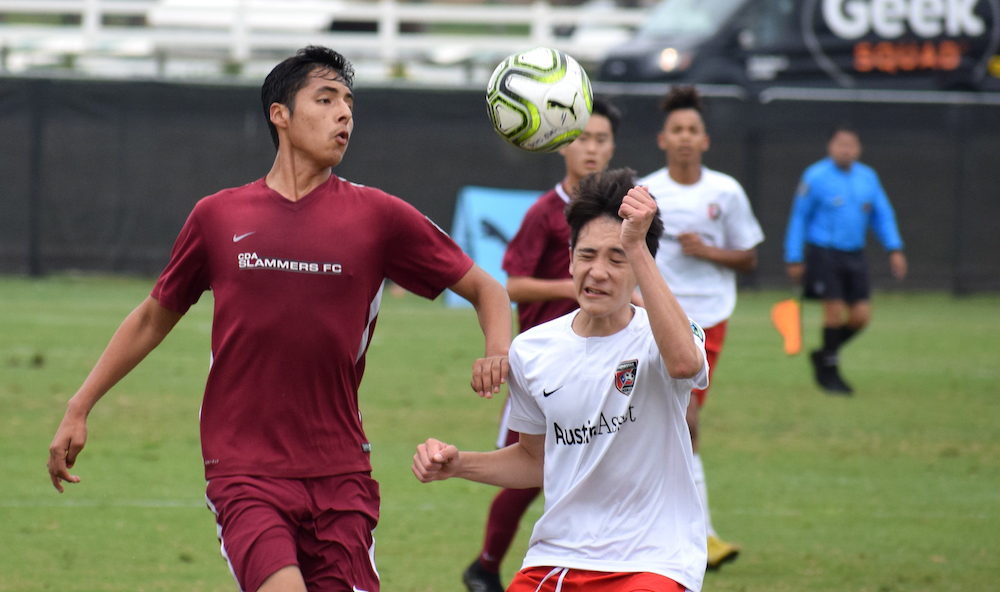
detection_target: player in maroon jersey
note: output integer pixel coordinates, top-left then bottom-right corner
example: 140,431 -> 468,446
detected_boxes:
46,46 -> 511,592
462,98 -> 622,592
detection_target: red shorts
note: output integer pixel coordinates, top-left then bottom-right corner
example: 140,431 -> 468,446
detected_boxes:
692,320 -> 727,408
508,566 -> 687,592
206,473 -> 380,592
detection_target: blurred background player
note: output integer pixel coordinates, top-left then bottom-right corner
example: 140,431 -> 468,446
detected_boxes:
783,125 -> 907,395
639,85 -> 764,571
417,169 -> 709,592
462,98 -> 622,592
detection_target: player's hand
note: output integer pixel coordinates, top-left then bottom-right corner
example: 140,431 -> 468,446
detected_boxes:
412,438 -> 460,482
471,355 -> 508,399
47,411 -> 87,493
786,263 -> 805,283
677,232 -> 709,258
889,251 -> 907,281
619,186 -> 657,252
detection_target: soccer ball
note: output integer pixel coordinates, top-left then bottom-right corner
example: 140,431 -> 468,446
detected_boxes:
486,47 -> 593,153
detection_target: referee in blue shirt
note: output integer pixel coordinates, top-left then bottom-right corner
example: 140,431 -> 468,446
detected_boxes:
783,125 -> 907,394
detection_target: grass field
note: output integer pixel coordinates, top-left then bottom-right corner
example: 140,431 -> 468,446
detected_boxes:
1,275 -> 998,592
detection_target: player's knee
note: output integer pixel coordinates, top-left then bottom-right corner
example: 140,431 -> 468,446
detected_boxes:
848,304 -> 871,328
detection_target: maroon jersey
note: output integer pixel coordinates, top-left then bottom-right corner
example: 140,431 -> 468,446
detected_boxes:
501,184 -> 578,332
152,176 -> 473,480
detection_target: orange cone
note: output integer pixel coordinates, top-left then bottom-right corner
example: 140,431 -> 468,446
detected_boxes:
771,298 -> 802,356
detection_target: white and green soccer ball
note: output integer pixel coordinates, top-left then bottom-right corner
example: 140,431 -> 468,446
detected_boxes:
486,47 -> 594,153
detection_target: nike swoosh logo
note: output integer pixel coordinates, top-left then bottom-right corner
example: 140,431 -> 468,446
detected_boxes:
233,231 -> 256,242
542,386 -> 563,397
352,587 -> 368,592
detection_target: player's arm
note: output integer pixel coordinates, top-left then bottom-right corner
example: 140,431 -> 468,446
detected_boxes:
683,184 -> 764,273
449,264 -> 512,398
888,250 -> 907,281
47,296 -> 183,492
621,187 -> 703,379
868,177 -> 907,281
502,206 -> 573,304
412,433 -> 544,489
784,174 -> 822,282
674,237 -> 758,273
506,275 -> 575,303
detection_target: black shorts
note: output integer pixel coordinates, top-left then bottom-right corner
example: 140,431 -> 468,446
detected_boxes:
802,245 -> 870,304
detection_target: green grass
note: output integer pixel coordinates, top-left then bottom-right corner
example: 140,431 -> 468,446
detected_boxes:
1,275 -> 998,591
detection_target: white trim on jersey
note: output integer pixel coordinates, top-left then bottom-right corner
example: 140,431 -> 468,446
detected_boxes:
357,281 -> 385,364
496,396 -> 514,449
554,182 -> 572,204
366,529 -> 380,581
205,488 -> 245,592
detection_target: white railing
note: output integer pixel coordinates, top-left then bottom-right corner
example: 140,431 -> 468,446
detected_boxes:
0,0 -> 649,81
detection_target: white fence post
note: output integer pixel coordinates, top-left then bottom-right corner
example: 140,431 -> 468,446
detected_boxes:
232,0 -> 251,64
82,0 -> 101,53
530,1 -> 554,49
378,0 -> 399,66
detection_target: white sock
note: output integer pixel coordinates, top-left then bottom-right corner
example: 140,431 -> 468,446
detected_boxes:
692,453 -> 716,538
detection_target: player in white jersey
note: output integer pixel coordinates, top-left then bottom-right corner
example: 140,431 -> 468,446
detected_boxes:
639,86 -> 764,570
414,168 -> 710,592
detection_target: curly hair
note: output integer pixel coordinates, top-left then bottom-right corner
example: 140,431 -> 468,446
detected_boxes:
659,85 -> 704,117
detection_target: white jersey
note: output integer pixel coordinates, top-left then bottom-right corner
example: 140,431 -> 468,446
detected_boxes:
639,167 -> 764,328
507,307 -> 710,592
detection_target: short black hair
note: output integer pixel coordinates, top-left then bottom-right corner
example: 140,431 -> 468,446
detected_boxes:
261,46 -> 355,149
591,97 -> 622,137
566,167 -> 663,257
829,123 -> 859,141
659,85 -> 704,118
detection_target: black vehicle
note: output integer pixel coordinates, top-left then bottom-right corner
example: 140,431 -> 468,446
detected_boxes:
597,0 -> 1000,90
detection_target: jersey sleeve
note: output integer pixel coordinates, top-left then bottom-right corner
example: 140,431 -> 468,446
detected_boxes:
868,172 -> 904,252
686,319 -> 710,392
645,318 -> 709,397
383,196 -> 474,300
502,200 -> 549,278
722,182 -> 764,251
506,345 -> 546,435
783,172 -> 816,264
151,206 -> 211,314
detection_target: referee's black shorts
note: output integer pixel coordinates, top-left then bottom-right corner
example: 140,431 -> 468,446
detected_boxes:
802,245 -> 870,304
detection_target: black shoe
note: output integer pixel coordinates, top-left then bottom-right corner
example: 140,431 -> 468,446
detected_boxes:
827,365 -> 854,395
809,350 -> 834,389
463,558 -> 504,592
810,350 -> 852,395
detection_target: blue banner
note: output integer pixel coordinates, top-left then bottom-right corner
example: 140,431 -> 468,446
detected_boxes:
445,185 -> 543,308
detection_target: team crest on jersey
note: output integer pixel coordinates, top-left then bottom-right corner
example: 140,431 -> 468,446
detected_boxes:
707,203 -> 722,220
615,359 -> 638,396
690,321 -> 705,344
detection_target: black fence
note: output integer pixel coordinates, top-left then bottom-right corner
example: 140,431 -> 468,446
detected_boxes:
1,76 -> 998,293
